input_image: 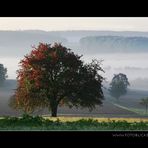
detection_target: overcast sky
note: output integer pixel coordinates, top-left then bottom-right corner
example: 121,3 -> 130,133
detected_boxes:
0,17 -> 148,31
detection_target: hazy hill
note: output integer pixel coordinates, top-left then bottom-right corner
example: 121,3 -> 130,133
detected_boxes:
79,36 -> 148,53
41,30 -> 148,42
0,30 -> 67,46
0,30 -> 67,57
1,30 -> 148,57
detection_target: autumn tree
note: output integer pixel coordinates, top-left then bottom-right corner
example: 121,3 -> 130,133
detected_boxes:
109,73 -> 130,100
11,43 -> 104,117
0,64 -> 7,86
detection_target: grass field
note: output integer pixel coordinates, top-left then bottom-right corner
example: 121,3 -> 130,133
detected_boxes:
105,91 -> 148,117
43,116 -> 148,122
113,103 -> 148,116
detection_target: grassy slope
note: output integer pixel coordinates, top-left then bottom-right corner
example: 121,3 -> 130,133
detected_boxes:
105,89 -> 148,116
113,103 -> 148,116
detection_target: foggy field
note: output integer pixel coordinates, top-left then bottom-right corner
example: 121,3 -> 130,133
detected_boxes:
0,80 -> 148,118
0,87 -> 139,117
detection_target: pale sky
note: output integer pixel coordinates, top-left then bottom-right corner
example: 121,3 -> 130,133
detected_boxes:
0,17 -> 148,31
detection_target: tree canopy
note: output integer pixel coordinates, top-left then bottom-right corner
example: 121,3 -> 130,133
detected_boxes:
11,43 -> 104,117
109,73 -> 130,100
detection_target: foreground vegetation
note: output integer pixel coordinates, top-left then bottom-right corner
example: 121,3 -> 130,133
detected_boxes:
0,114 -> 148,130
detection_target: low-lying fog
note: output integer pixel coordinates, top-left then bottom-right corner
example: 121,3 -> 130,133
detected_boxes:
82,53 -> 148,80
1,52 -> 148,91
0,30 -> 148,91
82,53 -> 148,91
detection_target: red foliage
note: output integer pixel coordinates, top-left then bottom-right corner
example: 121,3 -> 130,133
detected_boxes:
14,42 -> 95,116
16,43 -> 63,104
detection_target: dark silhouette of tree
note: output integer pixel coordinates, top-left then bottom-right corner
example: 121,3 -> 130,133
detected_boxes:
0,64 -> 7,86
140,97 -> 148,113
109,73 -> 130,100
11,43 -> 104,117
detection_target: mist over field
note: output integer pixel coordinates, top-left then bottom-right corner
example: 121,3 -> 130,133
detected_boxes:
0,29 -> 148,118
81,53 -> 148,90
0,30 -> 148,90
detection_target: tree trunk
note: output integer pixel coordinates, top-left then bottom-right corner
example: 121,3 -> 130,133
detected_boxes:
51,104 -> 58,117
146,105 -> 147,114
